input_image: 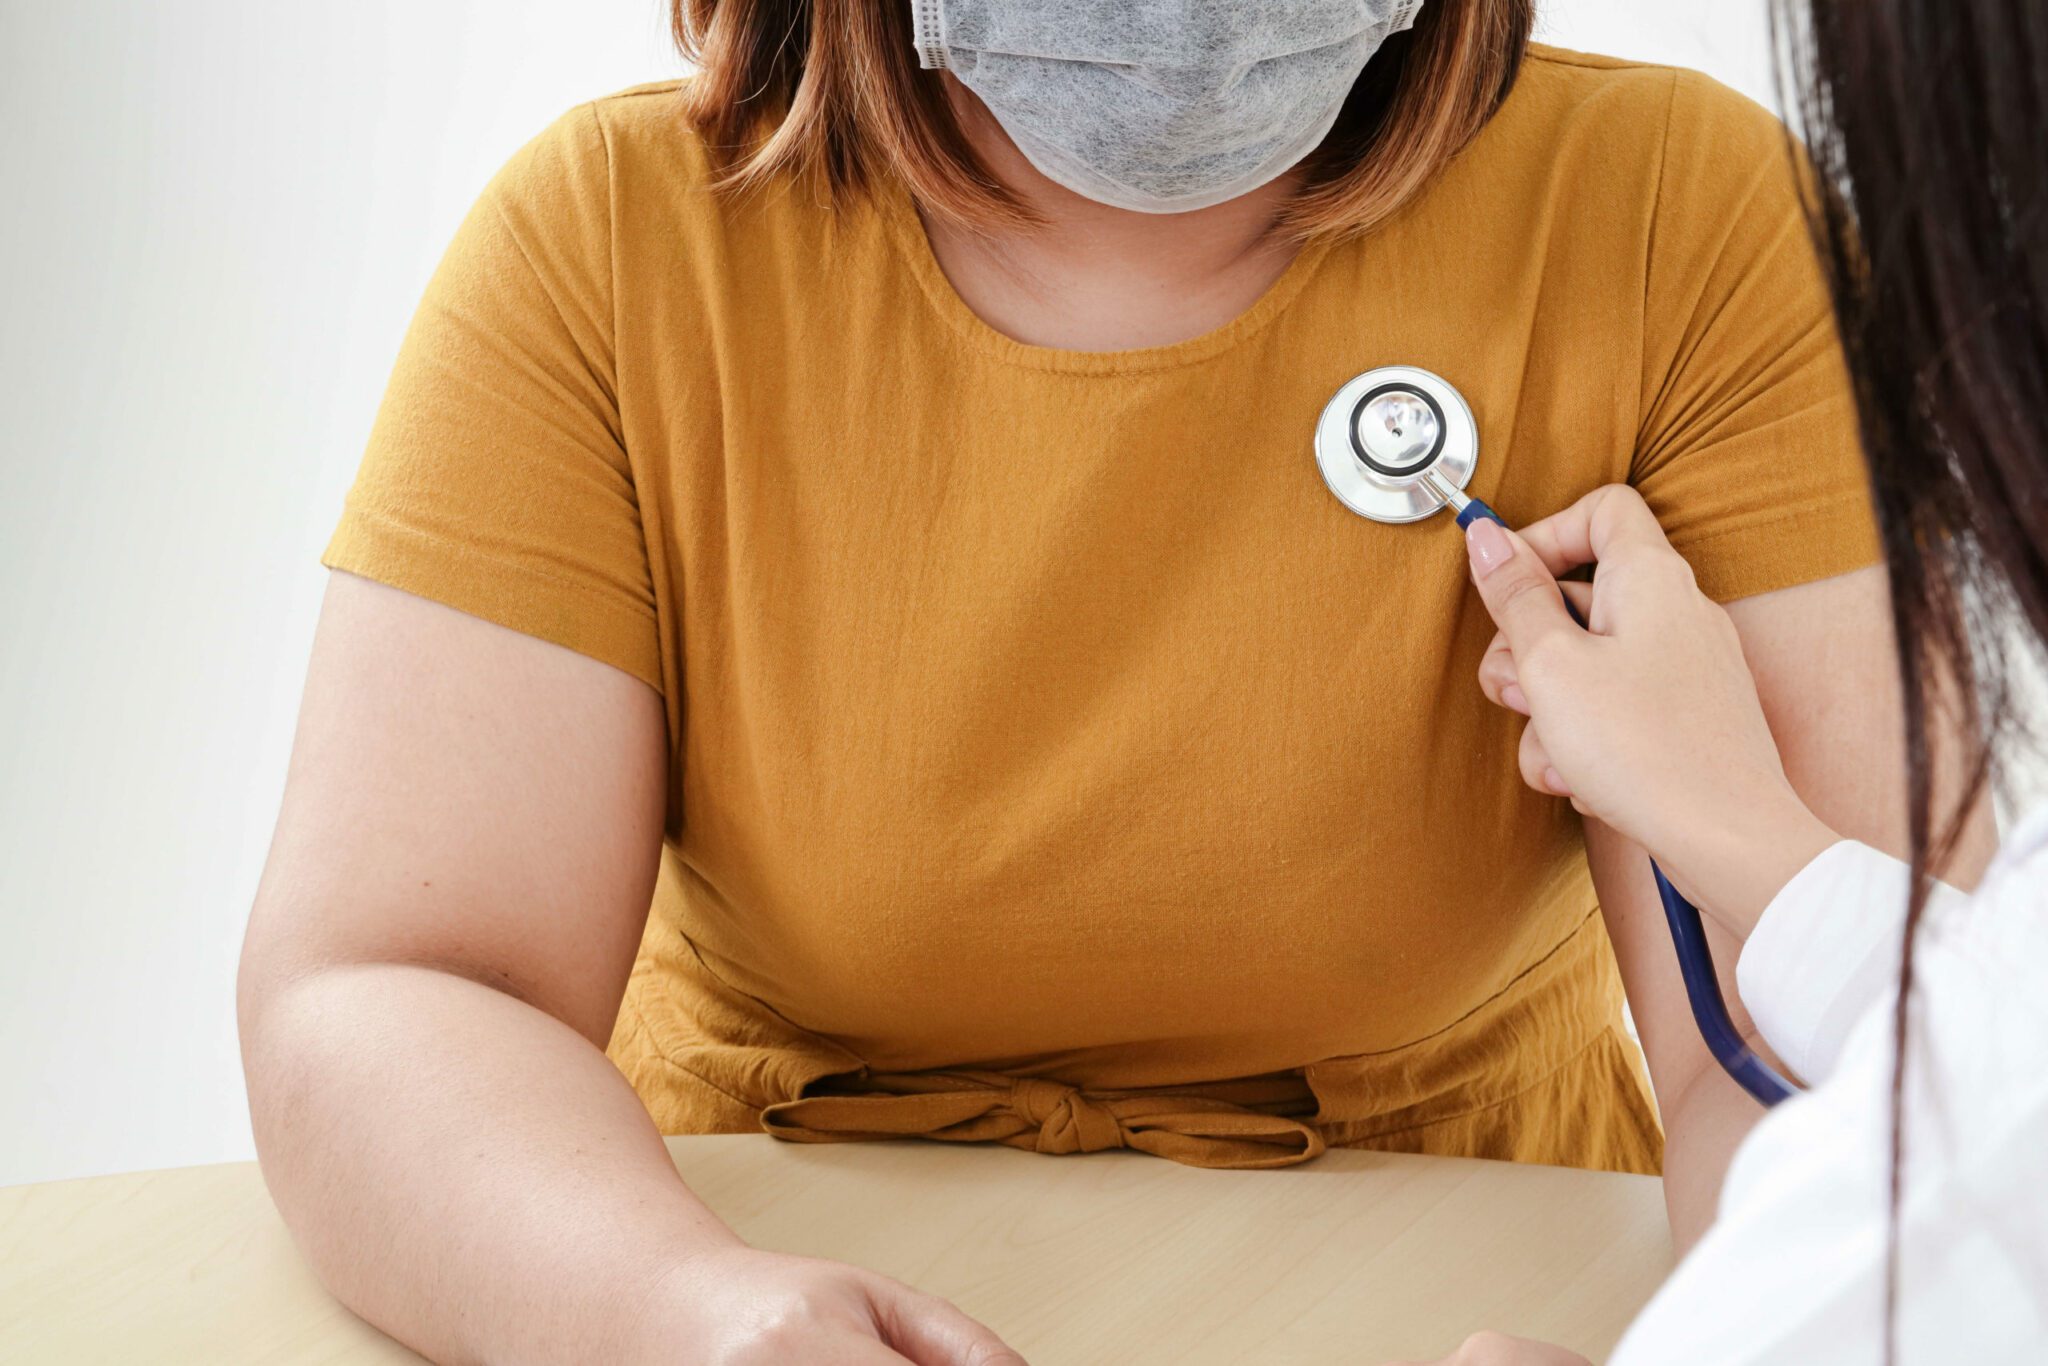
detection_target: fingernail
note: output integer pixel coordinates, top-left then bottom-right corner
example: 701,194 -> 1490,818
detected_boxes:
1543,766 -> 1569,795
1465,518 -> 1513,577
1502,683 -> 1528,714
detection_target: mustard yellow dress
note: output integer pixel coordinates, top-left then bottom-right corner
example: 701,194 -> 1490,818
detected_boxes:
324,47 -> 1878,1175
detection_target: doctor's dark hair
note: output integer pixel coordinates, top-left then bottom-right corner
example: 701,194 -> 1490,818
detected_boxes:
1778,0 -> 2047,1355
668,0 -> 1533,238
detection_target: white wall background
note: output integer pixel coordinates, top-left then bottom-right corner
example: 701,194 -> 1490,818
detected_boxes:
0,2 -> 1930,1187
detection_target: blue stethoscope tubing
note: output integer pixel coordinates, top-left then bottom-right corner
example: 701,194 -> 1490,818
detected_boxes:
1452,499 -> 1798,1108
1317,364 -> 1799,1109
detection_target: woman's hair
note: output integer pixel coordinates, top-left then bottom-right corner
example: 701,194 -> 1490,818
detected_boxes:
1777,0 -> 2047,1354
668,0 -> 1534,238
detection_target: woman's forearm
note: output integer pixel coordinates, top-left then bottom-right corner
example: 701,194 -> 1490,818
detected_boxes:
1584,823 -> 1790,1251
241,960 -> 742,1366
1653,792 -> 1840,946
1655,1058 -> 1773,1251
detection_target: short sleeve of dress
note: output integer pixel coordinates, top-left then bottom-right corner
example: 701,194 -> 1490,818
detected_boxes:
1630,71 -> 1881,604
321,104 -> 663,693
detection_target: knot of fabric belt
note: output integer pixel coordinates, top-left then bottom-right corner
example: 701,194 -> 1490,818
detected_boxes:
760,1068 -> 1327,1170
1007,1077 -> 1123,1153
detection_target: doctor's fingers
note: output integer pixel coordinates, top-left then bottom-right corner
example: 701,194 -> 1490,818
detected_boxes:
1478,582 -> 1594,712
1464,520 -> 1583,665
1518,721 -> 1573,799
1514,484 -> 1681,587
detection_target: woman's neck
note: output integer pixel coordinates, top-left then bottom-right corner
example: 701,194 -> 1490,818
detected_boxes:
918,75 -> 1309,352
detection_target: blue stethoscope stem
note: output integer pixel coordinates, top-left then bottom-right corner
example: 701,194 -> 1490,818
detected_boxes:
1651,864 -> 1798,1106
1456,495 -> 1798,1108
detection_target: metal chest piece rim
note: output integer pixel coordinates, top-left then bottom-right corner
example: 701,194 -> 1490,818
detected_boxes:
1313,364 -> 1478,524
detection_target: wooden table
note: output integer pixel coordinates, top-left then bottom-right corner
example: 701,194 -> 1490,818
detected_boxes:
1,1136 -> 1672,1364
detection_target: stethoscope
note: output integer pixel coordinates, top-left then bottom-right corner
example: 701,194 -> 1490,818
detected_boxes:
1315,366 -> 1799,1108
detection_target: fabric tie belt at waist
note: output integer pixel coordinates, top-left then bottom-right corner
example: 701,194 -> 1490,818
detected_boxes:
761,1069 -> 1327,1170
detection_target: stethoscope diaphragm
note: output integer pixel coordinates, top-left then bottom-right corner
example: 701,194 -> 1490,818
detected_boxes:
1312,364 -> 1479,524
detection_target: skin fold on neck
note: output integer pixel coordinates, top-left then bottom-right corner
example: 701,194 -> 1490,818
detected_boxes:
918,73 -> 1312,353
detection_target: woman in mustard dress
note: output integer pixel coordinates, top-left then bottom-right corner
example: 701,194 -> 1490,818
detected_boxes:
237,1 -> 1990,1360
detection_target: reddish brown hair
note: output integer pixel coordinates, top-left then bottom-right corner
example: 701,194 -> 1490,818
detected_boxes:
670,1 -> 1534,238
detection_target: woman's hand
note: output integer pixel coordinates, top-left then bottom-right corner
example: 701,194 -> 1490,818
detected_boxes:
1463,484 -> 1838,925
1385,1329 -> 1592,1366
626,1246 -> 1025,1366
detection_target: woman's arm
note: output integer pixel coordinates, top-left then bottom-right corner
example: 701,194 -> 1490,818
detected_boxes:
1465,489 -> 1995,1248
1615,564 -> 1991,1243
1593,567 -> 1914,1246
1583,825 -> 1784,1246
240,572 -> 1018,1366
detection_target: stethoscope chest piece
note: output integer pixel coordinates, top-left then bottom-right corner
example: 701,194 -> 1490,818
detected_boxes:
1314,365 -> 1478,524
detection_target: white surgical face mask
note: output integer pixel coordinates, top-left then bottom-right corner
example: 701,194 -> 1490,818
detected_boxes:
910,0 -> 1427,215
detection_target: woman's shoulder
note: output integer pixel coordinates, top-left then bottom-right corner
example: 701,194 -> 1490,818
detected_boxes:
584,80 -> 725,184
1506,43 -> 1793,170
1466,43 -> 1811,260
490,81 -> 720,204
489,80 -> 842,273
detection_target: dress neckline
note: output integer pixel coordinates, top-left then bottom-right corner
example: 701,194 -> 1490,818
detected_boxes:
876,177 -> 1340,378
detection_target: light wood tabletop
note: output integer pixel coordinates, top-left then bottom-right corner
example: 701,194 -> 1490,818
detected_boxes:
1,1135 -> 1672,1364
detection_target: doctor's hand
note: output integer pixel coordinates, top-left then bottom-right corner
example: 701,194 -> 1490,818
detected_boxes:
1463,484 -> 1838,921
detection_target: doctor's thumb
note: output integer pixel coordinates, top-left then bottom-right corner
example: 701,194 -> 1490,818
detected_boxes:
1466,517 -> 1573,652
